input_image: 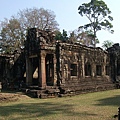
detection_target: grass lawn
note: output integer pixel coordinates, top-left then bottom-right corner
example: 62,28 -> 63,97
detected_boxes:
0,89 -> 120,120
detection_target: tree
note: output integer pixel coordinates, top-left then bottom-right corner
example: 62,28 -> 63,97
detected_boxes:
62,29 -> 68,41
55,29 -> 68,42
69,29 -> 99,47
69,31 -> 78,43
102,40 -> 114,50
0,8 -> 59,53
17,8 -> 59,31
54,31 -> 63,40
0,18 -> 24,53
78,0 -> 114,47
79,30 -> 99,47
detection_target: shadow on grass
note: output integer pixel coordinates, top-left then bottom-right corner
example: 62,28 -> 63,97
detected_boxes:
95,95 -> 120,106
0,102 -> 97,120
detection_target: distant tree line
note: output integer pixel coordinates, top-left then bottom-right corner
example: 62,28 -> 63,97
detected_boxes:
0,8 -> 59,54
0,0 -> 114,54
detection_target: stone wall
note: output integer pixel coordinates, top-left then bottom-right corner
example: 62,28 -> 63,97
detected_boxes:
56,42 -> 114,93
0,28 -> 118,94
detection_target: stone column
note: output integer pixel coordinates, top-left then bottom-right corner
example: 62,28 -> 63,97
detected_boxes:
81,53 -> 85,78
26,57 -> 33,86
92,63 -> 96,77
38,52 -> 46,88
53,54 -> 57,85
61,58 -> 66,84
114,57 -> 118,81
102,55 -> 106,76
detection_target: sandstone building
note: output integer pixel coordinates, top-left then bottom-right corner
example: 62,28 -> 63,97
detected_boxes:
0,28 -> 120,97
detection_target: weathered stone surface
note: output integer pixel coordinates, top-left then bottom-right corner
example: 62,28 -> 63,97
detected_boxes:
0,28 -> 120,98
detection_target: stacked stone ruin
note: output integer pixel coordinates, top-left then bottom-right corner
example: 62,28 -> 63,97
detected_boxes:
0,28 -> 120,98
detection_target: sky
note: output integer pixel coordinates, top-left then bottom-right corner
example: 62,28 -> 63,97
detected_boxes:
0,0 -> 120,47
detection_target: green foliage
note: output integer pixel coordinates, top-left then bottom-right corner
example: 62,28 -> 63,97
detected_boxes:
62,29 -> 68,41
78,0 -> 114,47
102,40 -> 114,50
55,29 -> 68,41
54,31 -> 63,40
84,30 -> 99,45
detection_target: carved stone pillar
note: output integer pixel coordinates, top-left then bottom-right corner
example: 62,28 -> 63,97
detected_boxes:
38,51 -> 46,88
91,62 -> 96,77
53,54 -> 57,85
63,64 -> 68,83
61,58 -> 66,84
102,55 -> 107,76
81,53 -> 85,78
26,57 -> 33,85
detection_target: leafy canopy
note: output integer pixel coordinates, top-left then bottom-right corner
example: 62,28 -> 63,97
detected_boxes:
102,40 -> 114,50
55,29 -> 68,42
78,0 -> 114,47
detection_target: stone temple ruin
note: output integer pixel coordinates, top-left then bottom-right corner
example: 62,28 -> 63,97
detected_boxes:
0,28 -> 120,98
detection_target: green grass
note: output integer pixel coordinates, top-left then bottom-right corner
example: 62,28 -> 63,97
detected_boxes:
0,89 -> 120,120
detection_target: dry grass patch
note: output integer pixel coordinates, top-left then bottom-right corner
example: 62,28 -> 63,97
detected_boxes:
0,92 -> 30,102
0,89 -> 120,120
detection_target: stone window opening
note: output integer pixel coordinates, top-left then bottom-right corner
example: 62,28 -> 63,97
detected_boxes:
106,65 -> 109,75
70,64 -> 77,76
85,63 -> 91,76
96,65 -> 102,76
117,61 -> 120,75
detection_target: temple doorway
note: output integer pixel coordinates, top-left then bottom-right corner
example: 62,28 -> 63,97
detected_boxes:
45,54 -> 54,86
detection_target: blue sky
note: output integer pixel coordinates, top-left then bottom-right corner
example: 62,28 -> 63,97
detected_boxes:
0,0 -> 120,47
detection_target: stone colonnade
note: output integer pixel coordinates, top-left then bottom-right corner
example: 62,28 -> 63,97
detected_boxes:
26,50 -> 57,88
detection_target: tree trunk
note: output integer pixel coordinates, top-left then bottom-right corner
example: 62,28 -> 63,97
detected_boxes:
93,29 -> 96,48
